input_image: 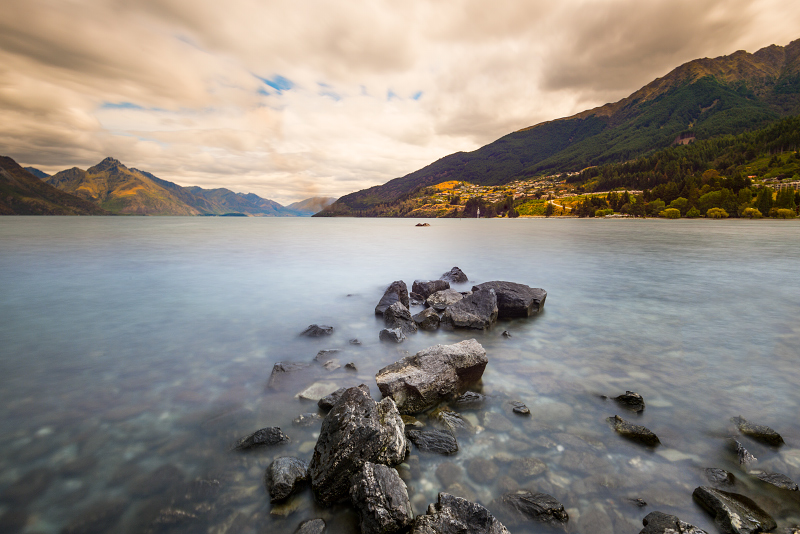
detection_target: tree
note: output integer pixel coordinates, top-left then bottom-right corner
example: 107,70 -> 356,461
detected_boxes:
545,202 -> 554,217
776,208 -> 796,219
707,207 -> 729,218
669,197 -> 689,215
742,207 -> 762,218
756,188 -> 773,215
662,208 -> 681,219
686,206 -> 702,218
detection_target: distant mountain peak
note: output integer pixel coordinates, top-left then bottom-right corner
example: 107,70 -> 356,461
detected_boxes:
88,157 -> 125,173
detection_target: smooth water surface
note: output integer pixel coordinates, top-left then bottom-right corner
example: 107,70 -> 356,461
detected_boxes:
1,217 -> 800,533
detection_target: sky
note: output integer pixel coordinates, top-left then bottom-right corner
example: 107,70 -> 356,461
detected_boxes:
1,0 -> 799,204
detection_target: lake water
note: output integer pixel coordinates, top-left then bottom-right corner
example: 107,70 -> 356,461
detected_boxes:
1,217 -> 800,533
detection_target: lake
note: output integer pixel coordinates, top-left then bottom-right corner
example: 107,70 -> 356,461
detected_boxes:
1,216 -> 799,533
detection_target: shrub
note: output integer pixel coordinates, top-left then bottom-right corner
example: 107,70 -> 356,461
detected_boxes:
706,208 -> 729,219
661,208 -> 681,219
742,207 -> 763,219
686,207 -> 701,218
594,208 -> 614,217
776,208 -> 796,219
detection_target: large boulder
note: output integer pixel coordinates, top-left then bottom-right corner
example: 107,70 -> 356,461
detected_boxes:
440,289 -> 498,331
412,492 -> 509,534
440,267 -> 468,283
376,281 -> 410,316
350,462 -> 413,534
384,302 -> 418,334
471,281 -> 546,318
426,289 -> 465,311
375,339 -> 488,414
692,486 -> 776,534
412,279 -> 450,299
308,385 -> 407,506
489,491 -> 568,528
639,511 -> 708,534
266,457 -> 309,502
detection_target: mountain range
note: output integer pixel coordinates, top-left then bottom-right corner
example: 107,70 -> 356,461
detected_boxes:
1,156 -> 336,216
318,38 -> 800,216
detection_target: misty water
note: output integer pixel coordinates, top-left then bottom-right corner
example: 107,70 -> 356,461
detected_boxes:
1,216 -> 800,533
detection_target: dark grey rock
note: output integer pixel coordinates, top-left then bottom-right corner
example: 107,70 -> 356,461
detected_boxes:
410,292 -> 426,306
501,330 -> 511,338
732,438 -> 757,465
376,281 -> 410,316
755,471 -> 798,490
412,492 -> 509,534
345,362 -> 358,371
467,458 -> 498,483
607,415 -> 660,446
412,279 -> 450,299
384,302 -> 418,334
375,339 -> 487,414
301,324 -> 334,337
295,518 -> 326,534
379,327 -> 405,343
732,416 -> 784,446
308,385 -> 407,506
692,486 -> 776,534
615,391 -> 645,413
268,362 -> 312,389
426,289 -> 465,311
452,391 -> 485,411
401,415 -> 425,430
293,413 -> 323,427
429,406 -> 475,436
510,401 -> 530,415
318,387 -> 348,411
441,289 -> 498,330
349,339 -> 362,345
350,462 -> 413,534
440,267 -> 468,283
640,511 -> 708,534
232,427 -> 290,450
490,491 -> 568,528
628,497 -> 647,507
267,457 -> 309,502
704,468 -> 736,487
471,281 -> 546,318
314,349 -> 341,362
413,308 -> 440,331
407,429 -> 458,455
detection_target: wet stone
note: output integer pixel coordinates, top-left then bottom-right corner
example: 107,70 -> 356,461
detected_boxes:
483,412 -> 514,432
440,267 -> 468,284
628,497 -> 648,507
349,462 -> 413,534
692,485 -> 776,534
345,362 -> 358,371
704,468 -> 736,487
755,471 -> 798,490
614,391 -> 646,413
502,330 -> 512,338
430,407 -> 475,436
407,429 -> 458,455
314,349 -> 341,362
436,462 -> 463,487
640,511 -> 708,534
467,458 -> 499,483
510,457 -> 547,479
440,288 -> 498,330
401,414 -> 426,430
376,281 -> 410,316
413,307 -> 440,331
379,327 -> 405,343
297,382 -> 340,401
232,427 -> 290,451
412,492 -> 509,534
608,415 -> 660,446
426,289 -> 465,311
452,391 -> 485,411
509,401 -> 530,415
412,279 -> 450,299
490,490 -> 568,528
268,362 -> 312,389
318,387 -> 348,411
497,476 -> 520,493
471,281 -> 546,318
266,457 -> 309,502
349,339 -> 362,345
293,413 -> 323,427
384,301 -> 418,334
445,482 -> 477,502
732,416 -> 784,446
301,324 -> 334,337
732,438 -> 757,465
323,359 -> 340,371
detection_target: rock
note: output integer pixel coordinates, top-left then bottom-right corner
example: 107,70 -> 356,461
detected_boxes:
501,330 -> 512,338
297,382 -> 339,401
497,476 -> 520,493
345,362 -> 357,370
452,391 -> 485,411
509,401 -> 530,415
607,415 -> 660,446
640,511 -> 708,534
467,458 -> 499,483
350,462 -> 413,534
350,339 -> 362,345
295,518 -> 326,534
410,292 -> 426,306
426,289 -> 465,311
416,222 -> 431,227
693,486 -> 776,534
376,339 -> 487,414
412,492 -> 509,534
614,391 -> 646,413
754,471 -> 798,490
732,416 -> 784,446
407,429 -> 459,455
471,281 -> 546,318
318,387 -> 348,411
629,497 -> 648,507
308,385 -> 407,506
301,324 -> 334,337
401,415 -> 426,430
232,427 -> 290,451
379,328 -> 406,343
436,462 -> 463,487
559,450 -> 610,474
314,349 -> 341,362
440,267 -> 468,284
376,281 -> 410,316
266,457 -> 309,502
509,457 -> 547,479
384,302 -> 418,334
267,362 -> 312,389
413,308 -> 440,331
490,491 -> 568,528
704,468 -> 736,487
441,289 -> 498,330
732,439 -> 757,465
429,407 -> 475,435
61,499 -> 127,534
483,412 -> 514,432
322,360 -> 340,371
412,279 -> 450,299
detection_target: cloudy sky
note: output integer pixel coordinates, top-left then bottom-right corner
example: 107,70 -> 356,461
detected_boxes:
1,0 -> 799,204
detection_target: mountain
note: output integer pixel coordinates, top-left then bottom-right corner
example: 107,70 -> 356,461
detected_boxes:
43,157 -> 298,216
286,196 -> 337,215
0,156 -> 108,215
318,39 -> 800,216
23,166 -> 49,179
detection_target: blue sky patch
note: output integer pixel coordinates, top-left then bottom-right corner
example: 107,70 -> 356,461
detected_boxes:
256,74 -> 294,94
387,89 -> 398,101
101,101 -> 145,110
318,82 -> 341,101
411,91 -> 423,100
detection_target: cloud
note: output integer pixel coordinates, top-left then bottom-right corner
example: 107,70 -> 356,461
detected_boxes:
0,0 -> 797,203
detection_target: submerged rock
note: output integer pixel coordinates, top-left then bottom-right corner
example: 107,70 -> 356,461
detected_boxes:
471,281 -> 546,318
429,406 -> 475,436
375,281 -> 410,316
440,289 -> 498,330
614,391 -> 646,413
267,362 -> 312,389
490,491 -> 568,528
384,302 -> 418,334
754,471 -> 798,490
301,325 -> 334,337
232,427 -> 290,450
295,518 -> 326,534
607,415 -> 660,446
266,457 -> 309,502
704,468 -> 736,487
412,492 -> 509,534
639,511 -> 708,534
375,339 -> 488,414
379,327 -> 406,343
350,462 -> 413,534
732,439 -> 757,466
509,401 -> 530,415
406,429 -> 459,455
427,289 -> 465,311
412,279 -> 450,299
440,267 -> 468,284
452,391 -> 486,411
467,458 -> 498,483
308,385 -> 407,506
413,308 -> 440,331
509,457 -> 547,479
692,486 -> 776,534
732,416 -> 784,446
